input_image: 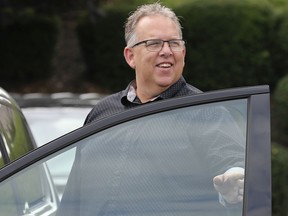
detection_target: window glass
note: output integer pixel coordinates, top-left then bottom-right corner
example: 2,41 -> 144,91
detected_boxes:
0,164 -> 58,215
46,148 -> 76,199
0,99 -> 247,216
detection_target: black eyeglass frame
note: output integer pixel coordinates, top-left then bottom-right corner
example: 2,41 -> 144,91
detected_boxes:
131,39 -> 186,51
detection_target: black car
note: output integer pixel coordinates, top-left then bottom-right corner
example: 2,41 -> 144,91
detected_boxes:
0,85 -> 271,216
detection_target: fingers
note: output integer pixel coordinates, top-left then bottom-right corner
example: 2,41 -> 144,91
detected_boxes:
237,178 -> 244,188
213,170 -> 245,204
239,188 -> 244,196
233,194 -> 243,203
213,172 -> 244,187
229,172 -> 244,181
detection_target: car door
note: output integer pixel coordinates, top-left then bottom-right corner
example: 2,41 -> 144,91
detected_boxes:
0,85 -> 271,216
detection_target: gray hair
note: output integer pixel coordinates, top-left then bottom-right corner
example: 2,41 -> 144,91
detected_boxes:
124,2 -> 183,47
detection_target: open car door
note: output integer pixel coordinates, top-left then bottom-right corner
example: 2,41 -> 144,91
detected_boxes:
0,85 -> 271,216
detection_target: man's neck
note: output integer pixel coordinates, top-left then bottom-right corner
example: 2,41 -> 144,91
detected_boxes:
136,86 -> 166,103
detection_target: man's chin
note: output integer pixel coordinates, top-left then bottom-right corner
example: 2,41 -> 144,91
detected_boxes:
156,77 -> 177,88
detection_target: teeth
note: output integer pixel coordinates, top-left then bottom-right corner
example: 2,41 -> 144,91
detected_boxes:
158,63 -> 172,68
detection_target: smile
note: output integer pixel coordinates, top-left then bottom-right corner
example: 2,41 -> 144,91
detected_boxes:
157,63 -> 172,68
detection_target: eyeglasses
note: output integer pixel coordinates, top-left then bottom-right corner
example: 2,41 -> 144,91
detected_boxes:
131,39 -> 185,52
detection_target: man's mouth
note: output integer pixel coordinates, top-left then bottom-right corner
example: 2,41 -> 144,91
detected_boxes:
157,63 -> 173,68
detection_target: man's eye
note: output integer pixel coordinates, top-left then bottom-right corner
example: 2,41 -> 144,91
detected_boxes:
147,41 -> 162,47
170,41 -> 181,47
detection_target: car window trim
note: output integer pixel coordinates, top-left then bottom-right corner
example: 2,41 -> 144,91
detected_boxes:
244,93 -> 271,215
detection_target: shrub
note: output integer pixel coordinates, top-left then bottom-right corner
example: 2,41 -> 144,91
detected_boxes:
177,0 -> 284,91
273,74 -> 288,146
0,8 -> 60,88
77,9 -> 133,92
272,143 -> 288,216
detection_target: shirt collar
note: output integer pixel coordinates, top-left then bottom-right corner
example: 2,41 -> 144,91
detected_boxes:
121,77 -> 187,105
127,81 -> 159,103
127,81 -> 137,102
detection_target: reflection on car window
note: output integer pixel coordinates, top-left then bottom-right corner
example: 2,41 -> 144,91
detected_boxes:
46,148 -> 76,199
0,151 -> 4,167
59,99 -> 247,215
0,99 -> 247,216
0,164 -> 58,215
0,101 -> 35,166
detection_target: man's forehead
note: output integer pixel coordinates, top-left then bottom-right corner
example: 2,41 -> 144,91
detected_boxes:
135,15 -> 179,38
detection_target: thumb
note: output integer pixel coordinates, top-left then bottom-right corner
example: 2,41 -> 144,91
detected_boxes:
213,174 -> 224,186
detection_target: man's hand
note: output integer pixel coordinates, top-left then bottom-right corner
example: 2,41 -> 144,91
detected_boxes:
213,168 -> 244,204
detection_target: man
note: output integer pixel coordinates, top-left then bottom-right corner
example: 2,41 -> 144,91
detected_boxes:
84,2 -> 244,205
57,3 -> 244,215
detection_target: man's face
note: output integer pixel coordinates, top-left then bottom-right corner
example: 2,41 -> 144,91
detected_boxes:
124,15 -> 186,97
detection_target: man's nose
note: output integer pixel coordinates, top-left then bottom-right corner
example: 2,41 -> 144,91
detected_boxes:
160,41 -> 173,54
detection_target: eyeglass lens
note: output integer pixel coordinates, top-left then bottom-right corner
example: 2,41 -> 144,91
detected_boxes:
146,40 -> 184,51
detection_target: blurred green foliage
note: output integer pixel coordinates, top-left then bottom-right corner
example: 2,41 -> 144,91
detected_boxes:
77,9 -> 133,92
273,75 -> 288,146
274,74 -> 288,111
272,143 -> 288,216
0,0 -> 86,14
77,0 -> 288,92
0,8 -> 60,88
179,0 -> 277,91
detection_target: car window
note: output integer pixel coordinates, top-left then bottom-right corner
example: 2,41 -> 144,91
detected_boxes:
0,98 -> 247,216
0,163 -> 58,215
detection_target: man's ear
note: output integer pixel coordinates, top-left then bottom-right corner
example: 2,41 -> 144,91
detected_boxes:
124,47 -> 135,69
182,47 -> 186,67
